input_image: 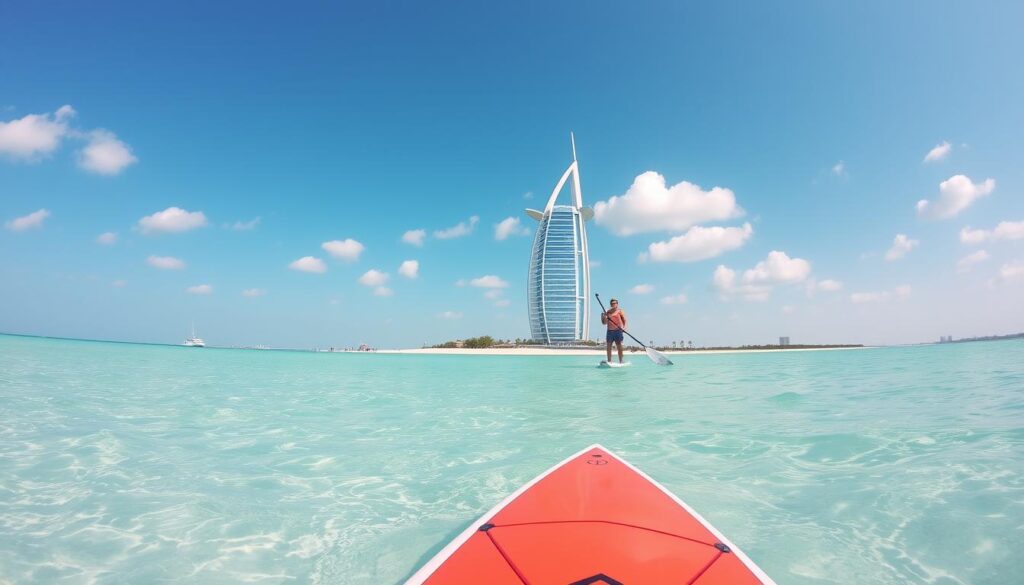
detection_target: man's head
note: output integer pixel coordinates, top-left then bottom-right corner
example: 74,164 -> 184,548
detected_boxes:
610,298 -> 619,308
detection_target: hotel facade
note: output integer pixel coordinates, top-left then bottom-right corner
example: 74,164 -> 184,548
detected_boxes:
525,136 -> 593,344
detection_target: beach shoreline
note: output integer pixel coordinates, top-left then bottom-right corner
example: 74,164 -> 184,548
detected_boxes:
375,346 -> 873,356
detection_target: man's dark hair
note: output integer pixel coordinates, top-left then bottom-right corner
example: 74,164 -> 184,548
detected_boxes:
610,298 -> 619,303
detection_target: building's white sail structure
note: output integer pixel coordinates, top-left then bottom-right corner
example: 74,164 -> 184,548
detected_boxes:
525,135 -> 593,344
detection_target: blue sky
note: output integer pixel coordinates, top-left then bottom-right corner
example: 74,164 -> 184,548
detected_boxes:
2,1 -> 1023,348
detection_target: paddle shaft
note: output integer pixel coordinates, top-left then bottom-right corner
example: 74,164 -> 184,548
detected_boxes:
595,294 -> 648,349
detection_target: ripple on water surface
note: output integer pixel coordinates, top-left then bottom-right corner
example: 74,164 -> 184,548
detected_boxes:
1,336 -> 1022,584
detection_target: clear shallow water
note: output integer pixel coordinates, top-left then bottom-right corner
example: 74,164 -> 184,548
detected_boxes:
1,335 -> 1022,585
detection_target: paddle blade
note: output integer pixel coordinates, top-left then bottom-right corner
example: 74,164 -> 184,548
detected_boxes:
646,346 -> 673,366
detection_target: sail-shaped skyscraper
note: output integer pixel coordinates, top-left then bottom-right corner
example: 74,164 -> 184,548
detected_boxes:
525,135 -> 593,344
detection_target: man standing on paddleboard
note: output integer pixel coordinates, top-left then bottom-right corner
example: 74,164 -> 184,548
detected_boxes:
602,298 -> 627,363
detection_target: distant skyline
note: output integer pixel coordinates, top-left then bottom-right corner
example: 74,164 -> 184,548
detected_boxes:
2,2 -> 1023,348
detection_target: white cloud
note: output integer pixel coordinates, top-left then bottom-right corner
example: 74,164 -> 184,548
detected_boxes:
850,291 -> 886,304
438,311 -> 463,319
660,293 -> 688,305
990,221 -> 1024,241
495,216 -> 530,240
434,215 -> 479,239
593,171 -> 743,236
713,266 -> 736,291
959,220 -> 1024,245
482,283 -> 510,306
186,284 -> 212,295
96,231 -> 118,245
989,261 -> 1024,287
398,260 -> 419,279
523,191 -> 533,199
714,251 -> 812,301
818,279 -> 843,292
630,284 -> 654,294
358,269 -> 389,287
589,260 -> 601,268
4,208 -> 50,231
402,229 -> 426,246
138,207 -> 208,234
916,175 -> 995,219
469,275 -> 508,288
832,161 -> 846,176
77,129 -> 137,175
641,222 -> 753,263
744,251 -> 812,284
454,279 -> 467,287
712,266 -> 772,301
227,217 -> 260,231
242,288 -> 266,297
959,227 -> 988,245
806,278 -> 843,297
850,284 -> 912,304
884,234 -> 919,261
999,262 -> 1024,281
0,105 -> 74,160
782,305 -> 796,314
111,279 -> 127,288
1,106 -> 137,176
923,141 -> 951,163
289,256 -> 326,273
321,238 -> 365,262
373,286 -> 393,297
147,255 -> 185,270
957,250 -> 990,273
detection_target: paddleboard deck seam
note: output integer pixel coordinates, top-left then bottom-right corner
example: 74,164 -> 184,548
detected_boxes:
484,529 -> 530,584
490,519 -> 717,548
686,550 -> 725,585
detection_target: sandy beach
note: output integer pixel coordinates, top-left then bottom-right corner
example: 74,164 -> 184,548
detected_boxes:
377,346 -> 872,356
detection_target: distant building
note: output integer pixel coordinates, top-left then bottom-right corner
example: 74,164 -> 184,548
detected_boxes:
779,336 -> 791,346
524,135 -> 593,344
939,335 -> 953,343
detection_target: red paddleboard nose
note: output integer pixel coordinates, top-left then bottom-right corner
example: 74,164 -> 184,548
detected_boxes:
407,446 -> 774,584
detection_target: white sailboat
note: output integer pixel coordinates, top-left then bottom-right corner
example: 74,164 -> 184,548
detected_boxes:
183,323 -> 205,347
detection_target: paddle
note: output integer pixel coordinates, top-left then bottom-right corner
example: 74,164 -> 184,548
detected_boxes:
595,293 -> 673,366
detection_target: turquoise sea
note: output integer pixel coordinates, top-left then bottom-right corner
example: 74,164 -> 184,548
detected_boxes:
1,334 -> 1022,584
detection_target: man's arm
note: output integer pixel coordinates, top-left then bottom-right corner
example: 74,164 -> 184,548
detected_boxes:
621,311 -> 627,330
